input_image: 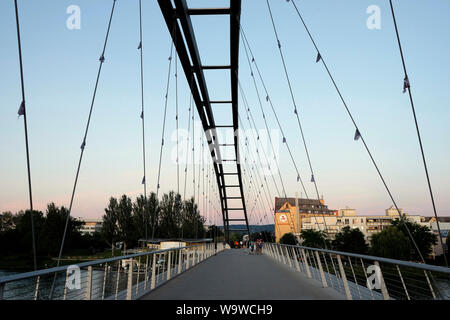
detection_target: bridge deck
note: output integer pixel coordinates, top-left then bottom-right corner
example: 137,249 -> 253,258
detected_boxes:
141,249 -> 345,300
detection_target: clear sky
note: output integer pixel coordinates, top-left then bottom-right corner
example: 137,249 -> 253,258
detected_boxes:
1,0 -> 449,224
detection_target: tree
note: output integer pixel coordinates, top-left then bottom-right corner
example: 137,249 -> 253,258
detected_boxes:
102,197 -> 119,254
158,191 -> 183,238
279,232 -> 297,245
332,226 -> 368,254
116,195 -> 135,248
181,197 -> 205,239
0,211 -> 16,232
15,209 -> 45,256
369,226 -> 411,260
39,203 -> 83,256
300,229 -> 329,248
391,218 -> 437,261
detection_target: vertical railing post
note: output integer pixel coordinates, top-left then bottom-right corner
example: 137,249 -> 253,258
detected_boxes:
330,254 -> 342,293
292,247 -> 301,272
322,252 -> 333,289
144,255 -> 149,290
186,250 -> 191,269
315,251 -> 328,288
115,261 -> 121,300
126,259 -> 134,300
285,246 -> 293,268
167,251 -> 172,281
374,261 -> 390,300
301,249 -> 312,278
151,254 -> 156,290
63,270 -> 69,300
178,249 -> 183,274
336,255 -> 352,300
34,276 -> 40,300
135,257 -> 141,296
102,263 -> 108,300
360,258 -> 374,300
0,283 -> 4,300
86,266 -> 93,300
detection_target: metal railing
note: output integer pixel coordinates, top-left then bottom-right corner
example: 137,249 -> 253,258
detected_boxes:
264,243 -> 450,300
0,243 -> 224,300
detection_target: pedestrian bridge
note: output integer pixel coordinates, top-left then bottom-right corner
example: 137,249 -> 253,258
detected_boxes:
1,243 -> 449,300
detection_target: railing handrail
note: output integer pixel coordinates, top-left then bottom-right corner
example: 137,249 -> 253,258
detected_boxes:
0,244 -> 204,285
272,243 -> 450,275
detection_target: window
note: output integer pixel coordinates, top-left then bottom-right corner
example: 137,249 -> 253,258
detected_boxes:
345,219 -> 349,225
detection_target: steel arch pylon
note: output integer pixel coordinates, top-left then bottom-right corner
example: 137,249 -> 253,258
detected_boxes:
158,0 -> 249,242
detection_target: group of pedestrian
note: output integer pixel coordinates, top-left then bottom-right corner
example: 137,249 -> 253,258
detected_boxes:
244,238 -> 263,255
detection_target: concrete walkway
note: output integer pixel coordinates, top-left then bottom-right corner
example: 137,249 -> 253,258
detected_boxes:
141,249 -> 345,300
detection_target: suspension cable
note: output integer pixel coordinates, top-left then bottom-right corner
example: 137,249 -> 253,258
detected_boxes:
151,30 -> 175,241
137,0 -> 148,240
265,0 -> 321,200
50,0 -> 117,299
288,0 -> 426,261
14,0 -> 37,271
389,0 -> 447,267
241,24 -> 333,241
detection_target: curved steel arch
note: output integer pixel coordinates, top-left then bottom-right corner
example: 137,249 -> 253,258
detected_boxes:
158,0 -> 249,242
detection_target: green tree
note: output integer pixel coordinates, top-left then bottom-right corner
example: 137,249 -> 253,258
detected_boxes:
116,195 -> 135,248
0,211 -> 16,232
300,229 -> 329,248
279,232 -> 297,245
39,203 -> 83,256
332,226 -> 368,254
369,226 -> 411,260
15,209 -> 45,256
102,197 -> 119,254
158,191 -> 183,238
181,197 -> 205,239
391,218 -> 437,261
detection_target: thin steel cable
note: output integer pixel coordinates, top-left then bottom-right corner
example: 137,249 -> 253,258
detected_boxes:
389,0 -> 447,267
238,115 -> 275,225
239,120 -> 275,227
175,42 -> 180,196
14,0 -> 37,271
238,40 -> 330,245
180,75 -> 194,241
151,30 -> 175,241
50,0 -> 117,299
288,0 -> 425,261
137,0 -> 148,240
241,27 -> 330,236
266,0 -> 321,200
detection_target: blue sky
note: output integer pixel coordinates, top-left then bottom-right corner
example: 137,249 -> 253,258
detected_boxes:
1,0 -> 449,224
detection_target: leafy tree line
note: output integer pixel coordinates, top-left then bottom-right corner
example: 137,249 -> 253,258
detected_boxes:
0,203 -> 90,258
0,191 -> 214,268
101,191 -> 209,250
279,218 -> 441,262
